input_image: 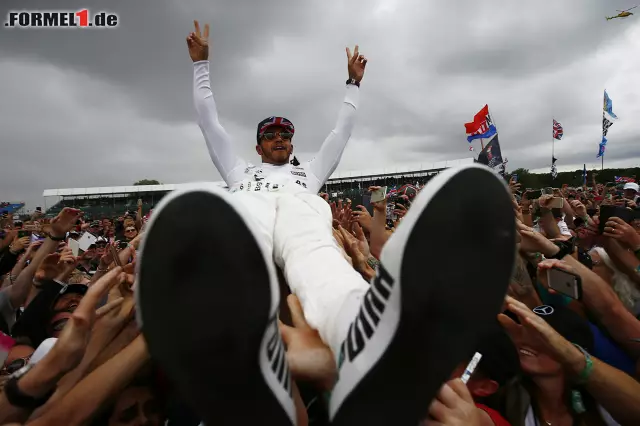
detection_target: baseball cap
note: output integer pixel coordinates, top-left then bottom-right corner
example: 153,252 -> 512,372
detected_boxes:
256,116 -> 295,143
623,182 -> 639,192
531,305 -> 594,352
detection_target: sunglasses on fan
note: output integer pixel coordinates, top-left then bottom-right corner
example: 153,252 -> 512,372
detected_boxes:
262,132 -> 293,141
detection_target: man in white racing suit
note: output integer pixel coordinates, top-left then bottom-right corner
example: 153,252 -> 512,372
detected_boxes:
191,21 -> 370,355
137,21 -> 518,425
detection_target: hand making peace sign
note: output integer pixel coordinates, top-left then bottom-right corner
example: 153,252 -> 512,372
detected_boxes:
346,45 -> 368,82
187,20 -> 210,62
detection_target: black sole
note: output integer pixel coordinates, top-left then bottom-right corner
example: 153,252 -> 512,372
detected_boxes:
138,190 -> 294,426
330,166 -> 515,425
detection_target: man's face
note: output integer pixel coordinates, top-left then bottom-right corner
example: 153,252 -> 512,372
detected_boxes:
49,292 -> 84,337
624,189 -> 637,199
108,386 -> 163,426
96,242 -> 107,256
257,125 -> 293,164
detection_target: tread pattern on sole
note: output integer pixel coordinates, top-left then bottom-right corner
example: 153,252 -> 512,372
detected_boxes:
138,190 -> 295,425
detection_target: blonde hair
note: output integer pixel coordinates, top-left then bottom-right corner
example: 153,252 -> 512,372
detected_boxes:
591,247 -> 640,313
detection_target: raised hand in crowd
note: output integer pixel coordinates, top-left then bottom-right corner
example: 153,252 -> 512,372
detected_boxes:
279,294 -> 336,392
603,216 -> 640,250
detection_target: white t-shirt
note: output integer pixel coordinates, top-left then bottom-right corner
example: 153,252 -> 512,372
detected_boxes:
193,61 -> 360,194
557,220 -> 572,236
524,404 -> 621,426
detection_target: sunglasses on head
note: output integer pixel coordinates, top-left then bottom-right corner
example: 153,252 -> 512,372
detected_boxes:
262,132 -> 293,141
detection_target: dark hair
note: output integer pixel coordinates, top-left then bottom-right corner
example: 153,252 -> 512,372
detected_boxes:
474,322 -> 521,387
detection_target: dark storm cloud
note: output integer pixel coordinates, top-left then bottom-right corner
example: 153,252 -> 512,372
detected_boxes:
0,0 -> 639,208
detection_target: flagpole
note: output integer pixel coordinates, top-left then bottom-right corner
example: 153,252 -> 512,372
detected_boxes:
552,119 -> 555,178
480,138 -> 484,150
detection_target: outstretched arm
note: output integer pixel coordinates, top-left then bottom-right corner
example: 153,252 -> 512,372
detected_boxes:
309,45 -> 367,185
188,20 -> 246,185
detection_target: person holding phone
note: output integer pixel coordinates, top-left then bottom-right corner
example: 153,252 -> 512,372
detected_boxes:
136,20 -> 517,426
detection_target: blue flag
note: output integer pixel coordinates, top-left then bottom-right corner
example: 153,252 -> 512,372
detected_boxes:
597,139 -> 607,158
603,90 -> 618,119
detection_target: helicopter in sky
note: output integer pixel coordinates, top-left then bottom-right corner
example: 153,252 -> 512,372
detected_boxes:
606,6 -> 637,20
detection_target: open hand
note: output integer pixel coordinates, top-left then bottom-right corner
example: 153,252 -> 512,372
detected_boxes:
279,295 -> 336,391
603,217 -> 640,250
498,296 -> 579,367
346,45 -> 367,82
50,207 -> 83,238
187,20 -> 210,62
46,267 -> 124,374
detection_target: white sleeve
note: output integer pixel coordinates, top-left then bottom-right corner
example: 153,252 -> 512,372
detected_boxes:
193,61 -> 246,185
308,84 -> 359,185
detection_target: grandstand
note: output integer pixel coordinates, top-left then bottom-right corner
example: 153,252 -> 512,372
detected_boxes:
42,158 -> 474,218
42,182 -> 227,219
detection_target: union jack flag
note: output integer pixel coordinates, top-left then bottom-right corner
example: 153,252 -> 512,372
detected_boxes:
553,119 -> 563,140
615,176 -> 636,183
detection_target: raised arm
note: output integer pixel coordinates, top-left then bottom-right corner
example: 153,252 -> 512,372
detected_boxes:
309,45 -> 367,185
188,20 -> 246,185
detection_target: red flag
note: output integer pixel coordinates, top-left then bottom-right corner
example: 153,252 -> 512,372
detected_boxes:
464,104 -> 490,134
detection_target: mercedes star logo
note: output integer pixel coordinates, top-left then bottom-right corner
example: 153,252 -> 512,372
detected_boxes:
533,305 -> 554,316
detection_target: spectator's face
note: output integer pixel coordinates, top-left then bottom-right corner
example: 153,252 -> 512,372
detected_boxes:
49,293 -> 84,337
108,386 -> 163,426
624,189 -> 637,199
515,333 -> 562,377
257,125 -> 293,164
103,219 -> 112,227
124,227 -> 138,240
96,242 -> 107,256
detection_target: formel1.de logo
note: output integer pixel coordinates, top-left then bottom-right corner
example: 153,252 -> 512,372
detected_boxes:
4,10 -> 119,28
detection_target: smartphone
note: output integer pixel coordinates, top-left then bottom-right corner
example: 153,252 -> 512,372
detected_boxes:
548,197 -> 564,209
527,189 -> 542,199
543,187 -> 554,195
137,198 -> 143,207
547,267 -> 582,300
17,230 -> 32,239
511,174 -> 518,183
386,202 -> 396,221
599,205 -> 635,233
370,187 -> 388,203
68,238 -> 80,257
118,240 -> 129,250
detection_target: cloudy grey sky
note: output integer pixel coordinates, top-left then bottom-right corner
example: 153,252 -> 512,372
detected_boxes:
1,0 -> 639,208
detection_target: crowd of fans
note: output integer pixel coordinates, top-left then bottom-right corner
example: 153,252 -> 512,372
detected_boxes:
0,175 -> 639,425
2,18 -> 640,426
